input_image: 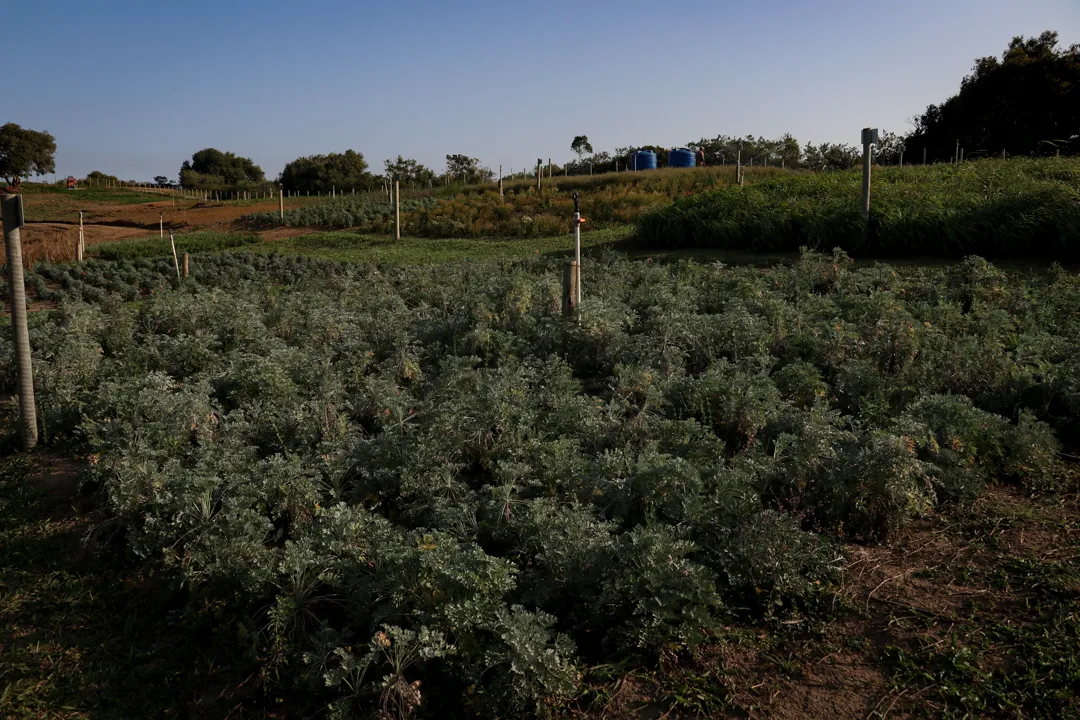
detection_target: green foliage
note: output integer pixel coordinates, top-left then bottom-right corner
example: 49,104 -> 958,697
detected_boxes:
444,153 -> 493,184
0,122 -> 56,187
241,165 -> 786,237
90,231 -> 262,260
909,31 -> 1080,159
11,250 -> 1074,717
571,135 -> 593,161
636,158 -> 1080,258
280,150 -> 373,195
383,156 -> 436,189
179,148 -> 266,192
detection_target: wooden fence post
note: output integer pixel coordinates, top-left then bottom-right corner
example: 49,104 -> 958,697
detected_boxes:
182,252 -> 189,278
562,261 -> 579,319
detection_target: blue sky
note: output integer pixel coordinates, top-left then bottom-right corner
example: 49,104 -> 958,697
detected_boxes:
7,0 -> 1079,181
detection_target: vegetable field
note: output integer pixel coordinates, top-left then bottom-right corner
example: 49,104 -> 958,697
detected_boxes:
2,250 -> 1077,717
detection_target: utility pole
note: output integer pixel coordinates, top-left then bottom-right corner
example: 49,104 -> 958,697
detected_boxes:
2,194 -> 38,449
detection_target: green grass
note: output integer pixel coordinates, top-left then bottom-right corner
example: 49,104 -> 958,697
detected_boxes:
0,453 -> 264,719
636,157 -> 1080,259
881,492 -> 1080,717
234,226 -> 634,264
19,184 -> 164,208
90,231 -> 263,260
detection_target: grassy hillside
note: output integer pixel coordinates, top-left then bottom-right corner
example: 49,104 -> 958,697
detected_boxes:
242,166 -> 792,238
636,158 -> 1080,258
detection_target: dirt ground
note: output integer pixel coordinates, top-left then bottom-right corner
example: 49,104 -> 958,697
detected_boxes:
3,193 -> 305,266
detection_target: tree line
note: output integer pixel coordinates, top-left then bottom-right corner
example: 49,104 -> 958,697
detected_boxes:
4,32 -> 1075,192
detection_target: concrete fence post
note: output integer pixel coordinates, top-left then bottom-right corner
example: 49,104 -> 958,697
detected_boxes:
1,194 -> 38,449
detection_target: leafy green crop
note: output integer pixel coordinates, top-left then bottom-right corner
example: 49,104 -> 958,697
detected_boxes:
8,249 -> 1077,717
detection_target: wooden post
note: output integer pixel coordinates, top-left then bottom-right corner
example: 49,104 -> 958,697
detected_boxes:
394,178 -> 401,240
160,213 -> 163,239
499,164 -> 503,197
954,139 -> 959,164
737,150 -> 743,186
536,158 -> 542,191
959,148 -> 964,163
923,147 -> 928,165
547,158 -> 551,178
169,234 -> 181,281
279,185 -> 285,220
562,261 -> 579,319
77,211 -> 84,262
182,252 -> 189,278
1,194 -> 38,449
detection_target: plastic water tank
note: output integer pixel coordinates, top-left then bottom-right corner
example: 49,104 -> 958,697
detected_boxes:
668,148 -> 696,168
632,150 -> 657,171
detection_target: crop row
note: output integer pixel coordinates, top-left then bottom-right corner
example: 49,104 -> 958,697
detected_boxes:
2,250 -> 1075,716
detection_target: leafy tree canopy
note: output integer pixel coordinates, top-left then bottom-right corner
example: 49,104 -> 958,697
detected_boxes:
383,156 -> 436,189
445,154 -> 493,184
279,150 -> 372,194
908,31 -> 1080,159
0,123 -> 56,189
571,135 -> 593,160
180,148 -> 266,190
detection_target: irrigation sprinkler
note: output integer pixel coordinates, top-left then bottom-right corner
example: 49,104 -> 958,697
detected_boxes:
563,192 -> 583,319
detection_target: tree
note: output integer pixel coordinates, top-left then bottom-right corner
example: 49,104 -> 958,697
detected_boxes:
179,148 -> 266,190
444,154 -> 493,184
279,150 -> 372,194
154,175 -> 170,187
571,135 -> 593,163
0,123 -> 56,189
383,156 -> 436,189
907,31 -> 1080,159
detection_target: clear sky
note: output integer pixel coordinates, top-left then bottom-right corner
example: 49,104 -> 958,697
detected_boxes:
6,0 -> 1079,182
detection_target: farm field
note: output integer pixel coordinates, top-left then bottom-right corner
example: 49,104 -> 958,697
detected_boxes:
1,250 -> 1078,718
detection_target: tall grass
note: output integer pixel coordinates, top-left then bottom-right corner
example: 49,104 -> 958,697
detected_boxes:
635,158 -> 1080,258
242,166 -> 791,238
90,232 -> 261,260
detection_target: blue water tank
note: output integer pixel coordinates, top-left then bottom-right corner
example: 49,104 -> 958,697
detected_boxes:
668,148 -> 696,168
632,150 -> 657,171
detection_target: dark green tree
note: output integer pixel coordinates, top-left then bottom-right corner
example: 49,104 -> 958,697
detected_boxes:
571,135 -> 593,163
907,31 -> 1080,159
445,154 -> 493,184
179,148 -> 266,190
279,150 -> 372,194
154,175 -> 170,187
0,123 -> 56,189
383,156 -> 436,188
